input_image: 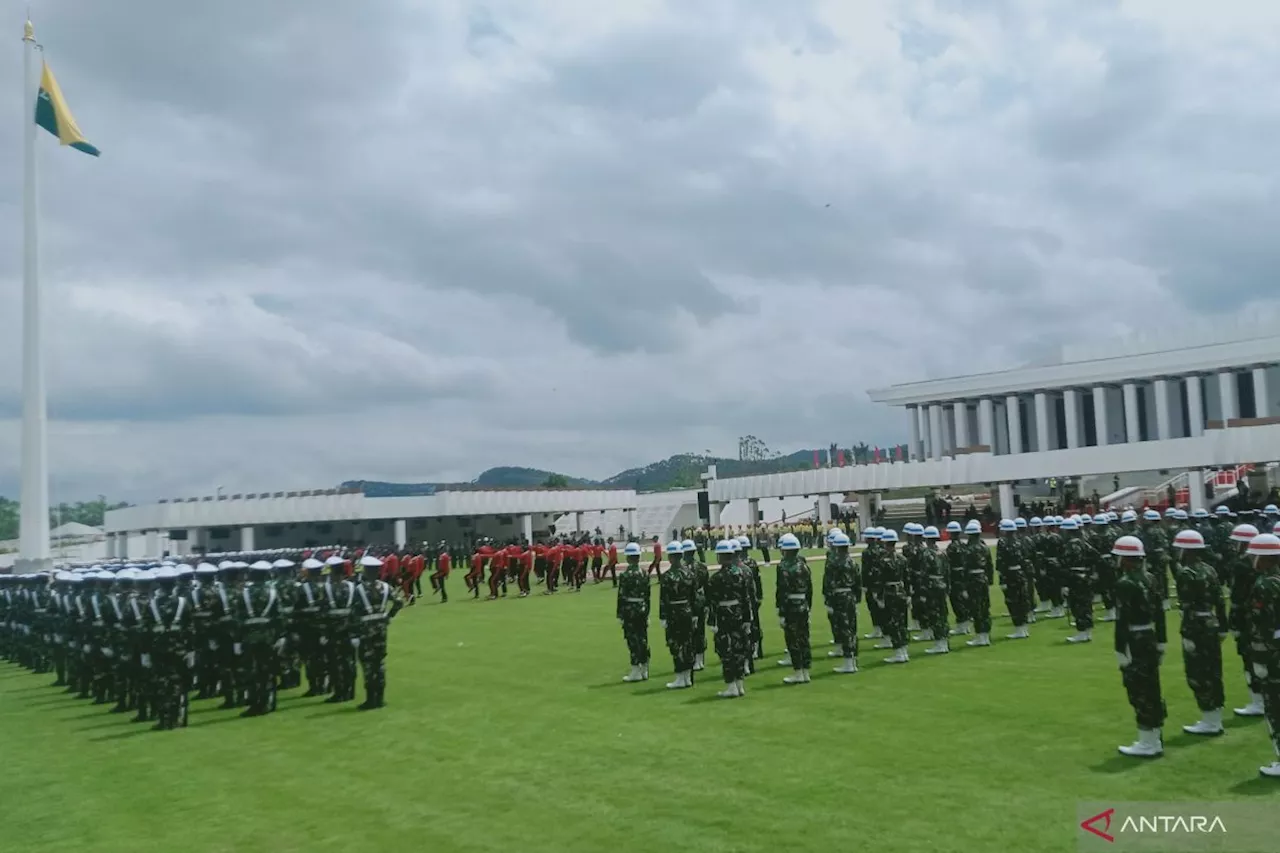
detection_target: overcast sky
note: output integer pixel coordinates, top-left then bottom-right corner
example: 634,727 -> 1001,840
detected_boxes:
2,0 -> 1280,502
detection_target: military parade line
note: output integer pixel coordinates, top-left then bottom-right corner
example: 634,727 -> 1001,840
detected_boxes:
615,508 -> 1280,780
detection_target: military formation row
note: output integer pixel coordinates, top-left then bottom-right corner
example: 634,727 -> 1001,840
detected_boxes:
612,513 -> 1280,779
0,554 -> 404,730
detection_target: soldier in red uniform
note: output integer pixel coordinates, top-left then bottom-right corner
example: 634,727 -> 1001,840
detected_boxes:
604,538 -> 619,586
487,547 -> 507,599
648,537 -> 663,576
430,544 -> 451,603
545,541 -> 562,594
591,540 -> 605,583
466,544 -> 490,599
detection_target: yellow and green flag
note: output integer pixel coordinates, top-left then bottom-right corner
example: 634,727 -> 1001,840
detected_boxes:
35,61 -> 100,157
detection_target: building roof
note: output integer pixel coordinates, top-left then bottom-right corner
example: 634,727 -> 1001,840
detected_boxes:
51,522 -> 104,539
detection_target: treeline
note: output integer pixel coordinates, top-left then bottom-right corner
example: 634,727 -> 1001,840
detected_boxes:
0,498 -> 128,542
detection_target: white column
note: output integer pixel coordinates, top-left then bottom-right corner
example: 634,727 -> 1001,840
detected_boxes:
1153,379 -> 1171,440
1188,470 -> 1206,514
997,483 -> 1015,518
1063,390 -> 1081,449
1006,394 -> 1023,454
189,528 -> 203,555
105,533 -> 115,559
521,513 -> 534,543
145,530 -> 160,558
574,511 -> 583,532
1123,382 -> 1140,443
1034,392 -> 1050,452
1218,371 -> 1238,421
1185,375 -> 1204,436
908,405 -> 922,461
978,398 -> 994,448
1253,366 -> 1271,419
708,502 -> 722,527
817,497 -> 831,524
928,404 -> 943,460
747,498 -> 759,526
394,519 -> 408,549
954,402 -> 970,449
916,406 -> 930,461
240,526 -> 255,552
856,493 -> 872,533
1092,386 -> 1109,447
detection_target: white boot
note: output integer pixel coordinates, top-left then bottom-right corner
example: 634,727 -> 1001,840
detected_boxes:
1118,728 -> 1163,757
801,668 -> 812,683
1162,599 -> 1171,611
908,619 -> 921,632
864,627 -> 883,639
777,655 -> 792,667
640,663 -> 649,681
1027,612 -> 1037,624
736,678 -> 745,696
912,628 -> 934,642
1034,601 -> 1050,614
884,646 -> 909,664
833,657 -> 858,674
948,622 -> 968,636
1048,606 -> 1064,619
622,665 -> 643,683
873,638 -> 894,649
666,671 -> 691,690
1234,692 -> 1266,717
1261,762 -> 1280,777
925,639 -> 950,655
966,633 -> 991,647
827,649 -> 845,658
1066,629 -> 1092,644
693,654 -> 704,671
783,669 -> 807,685
1182,708 -> 1225,736
717,680 -> 740,699
1007,625 -> 1030,640
1100,608 -> 1117,622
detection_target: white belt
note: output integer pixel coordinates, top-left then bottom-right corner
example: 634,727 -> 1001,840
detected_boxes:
623,598 -> 645,604
360,614 -> 387,622
786,594 -> 806,600
329,609 -> 350,616
830,587 -> 853,594
719,599 -> 741,607
1006,565 -> 1022,570
1190,611 -> 1214,617
245,617 -> 270,625
669,600 -> 689,605
1129,623 -> 1154,632
968,569 -> 986,574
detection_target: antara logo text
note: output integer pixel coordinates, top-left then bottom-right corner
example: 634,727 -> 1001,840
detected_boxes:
1081,808 -> 1227,842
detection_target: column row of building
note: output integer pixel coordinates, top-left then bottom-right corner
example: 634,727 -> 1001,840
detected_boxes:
907,366 -> 1278,461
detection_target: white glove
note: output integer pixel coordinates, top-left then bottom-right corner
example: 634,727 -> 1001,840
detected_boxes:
825,606 -> 834,615
778,617 -> 786,628
617,618 -> 623,626
710,624 -> 718,634
1115,650 -> 1132,668
140,653 -> 152,669
1182,638 -> 1196,653
208,640 -> 218,651
233,643 -> 242,655
1253,662 -> 1270,679
184,652 -> 196,668
1157,643 -> 1166,664
659,620 -> 667,629
101,648 -> 114,659
350,637 -> 360,649
1231,630 -> 1241,639
319,636 -> 328,646
82,644 -> 92,654
273,638 -> 286,653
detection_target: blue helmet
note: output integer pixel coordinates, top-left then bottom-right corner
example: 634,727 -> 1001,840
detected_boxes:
964,520 -> 982,535
1014,517 -> 1028,529
998,519 -> 1017,533
830,532 -> 851,547
1143,509 -> 1161,521
778,533 -> 801,550
904,522 -> 924,536
946,521 -> 962,533
682,539 -> 696,553
863,527 -> 882,540
922,526 -> 940,539
623,542 -> 642,556
880,529 -> 899,544
714,540 -> 735,554
1028,517 -> 1043,528
1059,518 -> 1079,531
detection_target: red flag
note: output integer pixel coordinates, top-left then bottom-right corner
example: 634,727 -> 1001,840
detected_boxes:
837,450 -> 845,467
813,450 -> 819,469
896,445 -> 903,461
873,446 -> 880,464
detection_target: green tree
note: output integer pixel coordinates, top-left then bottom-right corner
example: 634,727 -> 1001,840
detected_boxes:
541,473 -> 569,488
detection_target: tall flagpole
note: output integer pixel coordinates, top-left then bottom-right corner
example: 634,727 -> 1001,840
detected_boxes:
18,17 -> 51,572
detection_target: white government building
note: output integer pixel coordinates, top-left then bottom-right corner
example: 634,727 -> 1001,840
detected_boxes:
100,321 -> 1280,560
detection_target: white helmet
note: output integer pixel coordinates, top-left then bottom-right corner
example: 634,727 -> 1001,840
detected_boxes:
623,542 -> 642,556
1173,529 -> 1205,550
964,519 -> 982,535
1111,535 -> 1146,559
778,533 -> 801,550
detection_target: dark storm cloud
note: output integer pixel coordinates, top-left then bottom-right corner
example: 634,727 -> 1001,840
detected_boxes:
2,0 -> 1280,501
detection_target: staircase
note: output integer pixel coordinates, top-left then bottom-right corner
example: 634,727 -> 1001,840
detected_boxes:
1120,465 -> 1256,510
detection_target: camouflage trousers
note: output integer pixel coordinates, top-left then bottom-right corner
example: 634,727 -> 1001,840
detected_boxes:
949,574 -> 970,626
781,608 -> 811,669
621,612 -> 649,667
151,647 -> 191,729
326,631 -> 357,701
357,629 -> 388,703
1234,630 -> 1262,694
1036,561 -> 1063,608
713,617 -> 751,682
663,606 -> 697,673
1180,621 -> 1224,712
967,575 -> 993,635
1259,665 -> 1280,754
242,639 -> 279,714
1001,569 -> 1031,626
881,589 -> 908,649
694,605 -> 707,656
1119,635 -> 1167,729
826,593 -> 858,659
865,584 -> 884,631
1149,560 -> 1169,602
1066,570 -> 1094,631
924,585 -> 949,641
1096,563 -> 1116,610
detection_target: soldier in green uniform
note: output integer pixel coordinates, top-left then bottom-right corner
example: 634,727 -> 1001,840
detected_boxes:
323,555 -> 358,702
682,539 -> 708,672
351,554 -> 404,710
1060,517 -> 1096,644
736,537 -> 764,669
1209,505 -> 1236,568
239,561 -> 284,717
707,539 -> 752,698
945,521 -> 971,635
127,570 -> 157,724
1139,509 -> 1171,611
902,523 -> 925,636
297,558 -> 331,696
997,519 -> 1031,639
776,533 -> 813,684
1111,535 -> 1168,758
823,531 -> 861,673
918,527 -> 951,655
879,530 -> 910,664
1225,523 -> 1266,717
272,559 -> 302,690
659,540 -> 697,689
1242,533 -> 1280,777
1014,516 -> 1037,621
189,563 -> 221,699
147,567 -> 195,730
1039,516 -> 1066,619
1027,516 -> 1048,618
861,527 -> 887,643
616,542 -> 651,683
822,528 -> 843,648
1090,514 -> 1118,622
962,520 -> 994,647
212,561 -> 246,709
1169,528 -> 1227,736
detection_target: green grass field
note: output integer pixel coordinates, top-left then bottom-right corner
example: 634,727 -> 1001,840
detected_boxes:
2,551 -> 1276,853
